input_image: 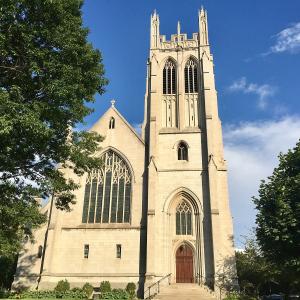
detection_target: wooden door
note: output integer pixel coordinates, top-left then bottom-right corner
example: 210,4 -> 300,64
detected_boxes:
176,244 -> 194,283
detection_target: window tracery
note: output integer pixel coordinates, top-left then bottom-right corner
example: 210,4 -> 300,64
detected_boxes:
178,142 -> 188,161
163,59 -> 176,94
162,59 -> 177,128
176,200 -> 192,235
82,150 -> 132,224
184,58 -> 199,127
184,58 -> 198,93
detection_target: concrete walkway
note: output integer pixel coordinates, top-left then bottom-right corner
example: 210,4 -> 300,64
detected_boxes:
153,283 -> 217,300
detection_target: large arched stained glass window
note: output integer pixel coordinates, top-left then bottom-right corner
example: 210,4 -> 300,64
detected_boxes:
82,150 -> 132,224
176,200 -> 192,235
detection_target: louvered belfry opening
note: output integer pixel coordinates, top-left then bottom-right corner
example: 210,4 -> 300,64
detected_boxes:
163,59 -> 176,95
184,58 -> 199,127
184,58 -> 198,93
82,150 -> 132,224
162,59 -> 178,128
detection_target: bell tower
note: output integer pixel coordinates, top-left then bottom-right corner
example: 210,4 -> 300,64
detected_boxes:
142,8 -> 236,288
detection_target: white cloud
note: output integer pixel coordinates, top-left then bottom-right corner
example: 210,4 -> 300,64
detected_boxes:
228,77 -> 276,109
223,116 -> 300,247
270,22 -> 300,54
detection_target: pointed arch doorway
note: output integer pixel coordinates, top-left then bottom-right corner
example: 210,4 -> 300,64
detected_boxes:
176,244 -> 194,283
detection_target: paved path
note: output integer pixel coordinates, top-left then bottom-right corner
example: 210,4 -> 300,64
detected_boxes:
153,283 -> 217,300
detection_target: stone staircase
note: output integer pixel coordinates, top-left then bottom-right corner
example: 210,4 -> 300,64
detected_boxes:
152,283 -> 217,300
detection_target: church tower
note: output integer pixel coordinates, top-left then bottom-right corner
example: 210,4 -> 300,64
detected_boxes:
12,7 -> 236,295
142,8 -> 236,288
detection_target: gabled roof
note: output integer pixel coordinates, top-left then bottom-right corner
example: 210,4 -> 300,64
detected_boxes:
90,104 -> 145,145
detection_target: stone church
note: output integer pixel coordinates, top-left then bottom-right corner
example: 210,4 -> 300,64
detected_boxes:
13,8 -> 236,296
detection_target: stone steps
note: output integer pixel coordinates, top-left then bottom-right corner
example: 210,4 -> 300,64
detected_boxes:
152,283 -> 217,300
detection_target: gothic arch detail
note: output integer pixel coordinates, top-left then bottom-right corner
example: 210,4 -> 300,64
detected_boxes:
163,187 -> 203,214
163,59 -> 176,94
184,58 -> 198,93
82,150 -> 132,224
184,57 -> 199,128
162,58 -> 178,128
164,188 -> 205,284
178,142 -> 188,161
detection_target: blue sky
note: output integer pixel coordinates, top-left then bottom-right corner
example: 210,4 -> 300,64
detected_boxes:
81,1 -> 300,248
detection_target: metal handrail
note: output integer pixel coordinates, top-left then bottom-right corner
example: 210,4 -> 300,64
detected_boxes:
144,273 -> 172,299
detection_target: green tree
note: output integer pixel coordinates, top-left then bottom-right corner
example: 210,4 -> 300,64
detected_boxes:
0,255 -> 17,288
253,140 -> 300,291
0,0 -> 107,257
235,236 -> 276,296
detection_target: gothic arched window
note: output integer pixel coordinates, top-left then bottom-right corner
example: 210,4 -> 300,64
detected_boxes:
178,142 -> 188,161
109,117 -> 115,129
176,201 -> 192,235
163,59 -> 176,94
82,150 -> 132,224
184,58 -> 198,93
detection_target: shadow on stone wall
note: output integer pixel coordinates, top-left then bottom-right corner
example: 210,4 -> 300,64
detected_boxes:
214,255 -> 239,299
11,249 -> 39,292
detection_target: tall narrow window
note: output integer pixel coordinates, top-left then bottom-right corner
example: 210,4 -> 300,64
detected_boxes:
82,150 -> 132,224
176,201 -> 192,235
184,58 -> 199,127
178,142 -> 188,161
184,59 -> 198,93
116,244 -> 122,258
84,244 -> 89,258
109,117 -> 115,129
162,59 -> 177,128
163,60 -> 176,94
37,245 -> 43,258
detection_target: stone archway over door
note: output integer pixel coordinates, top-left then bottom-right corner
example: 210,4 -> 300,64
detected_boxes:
176,244 -> 194,283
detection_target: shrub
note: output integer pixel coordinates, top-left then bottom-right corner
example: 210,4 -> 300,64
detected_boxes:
8,288 -> 87,299
224,292 -> 240,300
125,283 -> 136,299
61,290 -> 86,299
0,288 -> 10,298
55,279 -> 70,293
82,283 -> 94,298
102,289 -> 129,299
9,290 -> 56,299
100,281 -> 111,293
223,292 -> 257,300
71,287 -> 82,292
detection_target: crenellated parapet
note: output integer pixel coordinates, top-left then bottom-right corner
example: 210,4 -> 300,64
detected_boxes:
159,33 -> 199,50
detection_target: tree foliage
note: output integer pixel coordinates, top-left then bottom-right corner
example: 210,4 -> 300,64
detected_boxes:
235,236 -> 276,296
0,0 -> 107,256
0,255 -> 17,289
54,279 -> 70,293
253,140 -> 300,288
99,281 -> 111,293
